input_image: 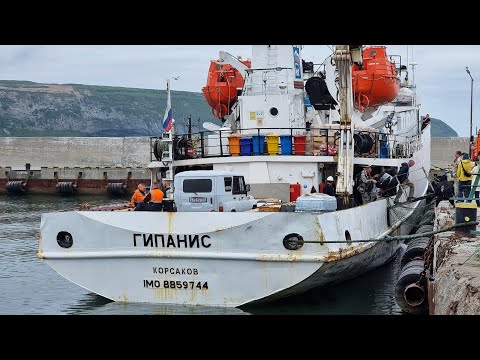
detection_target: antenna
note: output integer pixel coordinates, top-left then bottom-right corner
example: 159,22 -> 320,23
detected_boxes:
410,61 -> 418,88
187,114 -> 192,140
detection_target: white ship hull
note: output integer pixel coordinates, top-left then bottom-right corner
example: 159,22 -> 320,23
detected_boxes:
38,44 -> 431,308
39,131 -> 429,307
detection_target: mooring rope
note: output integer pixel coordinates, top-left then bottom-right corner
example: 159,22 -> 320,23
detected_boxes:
302,221 -> 478,244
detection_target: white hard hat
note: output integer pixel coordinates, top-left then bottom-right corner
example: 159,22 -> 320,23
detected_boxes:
327,176 -> 334,181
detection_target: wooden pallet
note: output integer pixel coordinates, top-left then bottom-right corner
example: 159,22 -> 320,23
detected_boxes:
257,204 -> 282,212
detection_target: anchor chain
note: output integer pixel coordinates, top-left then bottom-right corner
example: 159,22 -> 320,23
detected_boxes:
415,237 -> 434,286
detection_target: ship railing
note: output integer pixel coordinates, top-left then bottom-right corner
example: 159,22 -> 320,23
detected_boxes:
150,127 -> 421,161
389,124 -> 423,158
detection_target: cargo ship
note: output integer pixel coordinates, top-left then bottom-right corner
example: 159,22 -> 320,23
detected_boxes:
39,45 -> 431,307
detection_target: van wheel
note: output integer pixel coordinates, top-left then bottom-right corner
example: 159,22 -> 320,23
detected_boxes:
231,210 -> 236,212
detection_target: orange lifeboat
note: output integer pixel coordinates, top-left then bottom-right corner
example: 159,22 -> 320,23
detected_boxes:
352,46 -> 400,112
202,59 -> 251,120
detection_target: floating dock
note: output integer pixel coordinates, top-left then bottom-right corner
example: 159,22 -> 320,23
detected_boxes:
0,165 -> 150,195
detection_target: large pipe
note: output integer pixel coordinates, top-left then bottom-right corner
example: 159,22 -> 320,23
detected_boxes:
339,129 -> 344,158
346,129 -> 351,189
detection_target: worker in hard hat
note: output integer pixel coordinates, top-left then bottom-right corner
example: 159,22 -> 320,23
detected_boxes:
324,176 -> 336,196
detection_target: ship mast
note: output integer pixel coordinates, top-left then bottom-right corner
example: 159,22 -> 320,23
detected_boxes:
148,79 -> 175,198
163,79 -> 174,197
332,45 -> 362,197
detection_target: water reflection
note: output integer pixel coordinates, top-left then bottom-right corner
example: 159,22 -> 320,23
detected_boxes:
242,251 -> 404,315
0,194 -> 405,315
67,293 -> 249,315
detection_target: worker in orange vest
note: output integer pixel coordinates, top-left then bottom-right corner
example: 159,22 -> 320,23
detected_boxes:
135,182 -> 164,211
129,183 -> 146,206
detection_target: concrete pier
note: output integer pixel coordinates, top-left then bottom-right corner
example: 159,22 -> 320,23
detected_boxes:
432,201 -> 480,314
0,137 -> 152,194
0,137 -> 151,168
0,136 -> 470,169
0,135 -> 472,195
431,137 -> 470,169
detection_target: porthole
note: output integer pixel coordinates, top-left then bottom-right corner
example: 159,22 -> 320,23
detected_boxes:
57,231 -> 73,248
283,233 -> 304,250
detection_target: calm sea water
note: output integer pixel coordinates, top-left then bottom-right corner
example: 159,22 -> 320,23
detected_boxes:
0,194 -> 404,315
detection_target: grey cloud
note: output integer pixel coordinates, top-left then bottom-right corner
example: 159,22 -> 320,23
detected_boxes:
0,45 -> 476,136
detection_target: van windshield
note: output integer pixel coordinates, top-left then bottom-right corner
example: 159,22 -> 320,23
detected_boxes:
183,179 -> 212,193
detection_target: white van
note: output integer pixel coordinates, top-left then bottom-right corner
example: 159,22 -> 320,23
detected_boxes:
174,170 -> 257,212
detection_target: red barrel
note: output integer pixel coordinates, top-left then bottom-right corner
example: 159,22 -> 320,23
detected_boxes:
290,183 -> 301,202
293,135 -> 306,155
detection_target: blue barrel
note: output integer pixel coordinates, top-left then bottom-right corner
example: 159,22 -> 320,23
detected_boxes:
380,140 -> 389,158
252,135 -> 265,155
240,137 -> 253,156
305,95 -> 312,108
280,135 -> 292,155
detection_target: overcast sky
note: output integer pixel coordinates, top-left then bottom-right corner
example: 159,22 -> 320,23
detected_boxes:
0,45 -> 477,137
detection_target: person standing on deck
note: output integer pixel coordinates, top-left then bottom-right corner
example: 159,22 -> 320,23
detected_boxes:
421,113 -> 431,131
452,150 -> 463,198
456,154 -> 475,202
135,182 -> 164,211
471,162 -> 479,206
161,180 -> 172,198
394,159 -> 415,204
129,182 -> 146,206
434,175 -> 454,207
357,166 -> 378,204
324,176 -> 336,196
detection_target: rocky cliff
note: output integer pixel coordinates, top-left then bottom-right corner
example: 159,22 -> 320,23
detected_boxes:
0,80 -> 459,137
0,80 -> 217,137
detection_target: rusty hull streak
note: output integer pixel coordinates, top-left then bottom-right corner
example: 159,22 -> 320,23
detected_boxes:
288,253 -> 299,262
323,244 -> 368,262
37,232 -> 44,258
154,286 -> 179,302
256,253 -> 282,261
167,212 -> 174,234
313,216 -> 325,245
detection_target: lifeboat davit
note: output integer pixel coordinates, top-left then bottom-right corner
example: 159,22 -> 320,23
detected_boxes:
352,46 -> 400,112
202,59 -> 251,120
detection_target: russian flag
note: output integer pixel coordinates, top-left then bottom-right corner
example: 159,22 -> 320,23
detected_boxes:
162,80 -> 174,132
163,108 -> 173,132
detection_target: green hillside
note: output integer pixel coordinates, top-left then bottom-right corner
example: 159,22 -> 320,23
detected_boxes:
0,80 -> 459,138
0,80 -> 220,137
